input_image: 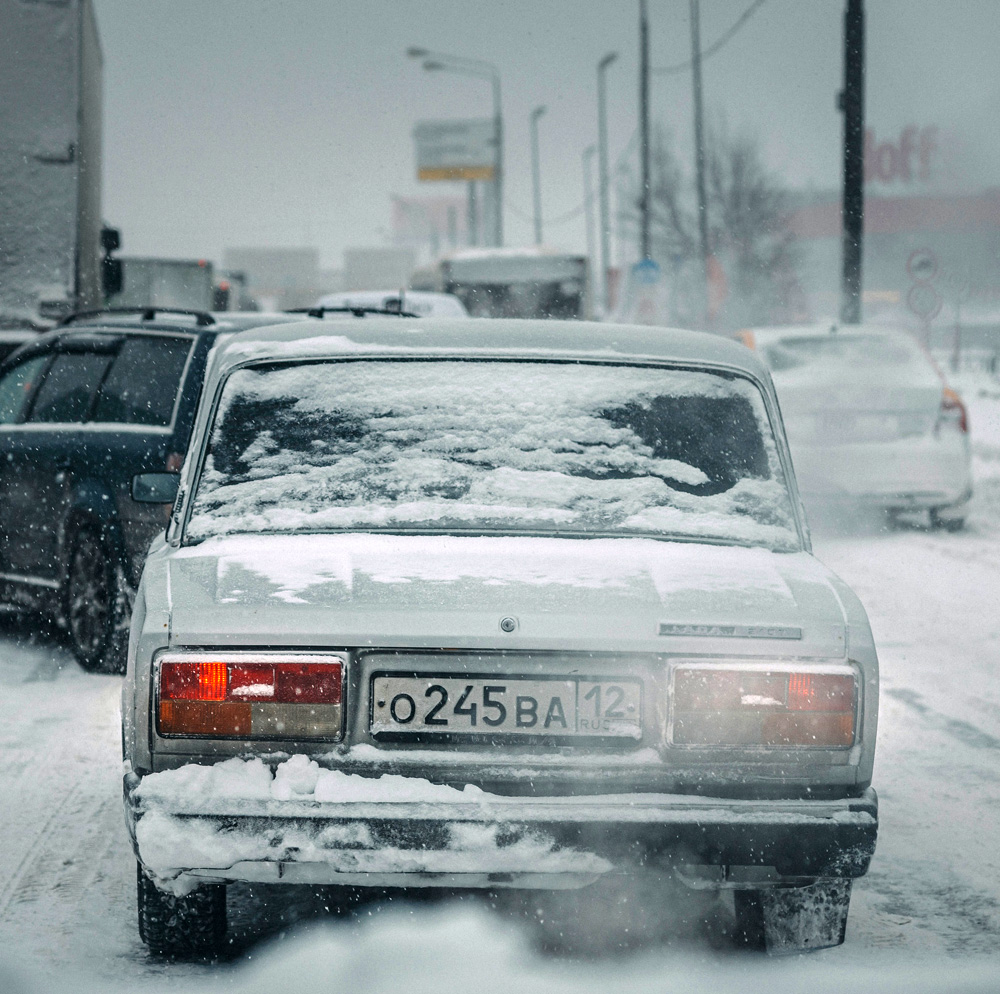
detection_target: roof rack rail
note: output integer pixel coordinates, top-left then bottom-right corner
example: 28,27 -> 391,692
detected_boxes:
58,307 -> 216,327
285,307 -> 420,319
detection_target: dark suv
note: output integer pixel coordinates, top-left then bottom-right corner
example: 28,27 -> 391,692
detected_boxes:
0,309 -> 303,672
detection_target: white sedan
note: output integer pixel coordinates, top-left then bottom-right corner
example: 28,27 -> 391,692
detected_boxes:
121,318 -> 879,956
315,289 -> 468,317
744,323 -> 972,529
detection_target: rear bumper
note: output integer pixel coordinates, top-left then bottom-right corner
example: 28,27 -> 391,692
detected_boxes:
125,774 -> 878,891
790,433 -> 970,507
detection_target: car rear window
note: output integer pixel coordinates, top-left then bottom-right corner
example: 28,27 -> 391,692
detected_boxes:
761,333 -> 923,373
93,336 -> 193,426
26,352 -> 112,424
186,360 -> 799,550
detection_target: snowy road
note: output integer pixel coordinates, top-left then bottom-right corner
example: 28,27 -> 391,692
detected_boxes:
1,384 -> 998,986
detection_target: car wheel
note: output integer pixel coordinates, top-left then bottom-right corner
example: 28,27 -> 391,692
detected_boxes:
929,507 -> 965,532
733,879 -> 852,953
137,864 -> 226,957
66,527 -> 129,674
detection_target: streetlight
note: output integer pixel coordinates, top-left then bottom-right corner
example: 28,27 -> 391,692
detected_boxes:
597,51 -> 618,314
530,105 -> 546,246
582,145 -> 597,292
408,48 -> 504,248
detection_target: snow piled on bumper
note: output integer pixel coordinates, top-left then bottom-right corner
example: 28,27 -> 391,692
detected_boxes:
133,756 -> 612,887
136,754 -> 487,805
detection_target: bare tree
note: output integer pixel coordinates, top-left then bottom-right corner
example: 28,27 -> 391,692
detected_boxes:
618,120 -> 803,328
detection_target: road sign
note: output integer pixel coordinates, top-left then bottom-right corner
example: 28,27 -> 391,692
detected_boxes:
906,247 -> 938,282
906,281 -> 942,321
414,119 -> 496,182
631,258 -> 662,285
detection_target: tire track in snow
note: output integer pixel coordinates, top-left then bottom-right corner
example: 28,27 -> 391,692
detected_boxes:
883,688 -> 1000,752
0,779 -> 86,921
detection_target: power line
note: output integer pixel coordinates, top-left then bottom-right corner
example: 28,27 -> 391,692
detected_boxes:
508,3 -> 769,233
508,130 -> 640,231
653,0 -> 768,76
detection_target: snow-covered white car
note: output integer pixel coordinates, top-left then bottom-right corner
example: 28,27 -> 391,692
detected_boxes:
744,323 -> 972,528
121,318 -> 879,955
314,290 -> 468,318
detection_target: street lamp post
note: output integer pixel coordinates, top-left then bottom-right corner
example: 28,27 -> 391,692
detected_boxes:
530,105 -> 546,246
408,48 -> 504,248
639,0 -> 651,260
597,52 -> 618,314
582,145 -> 597,284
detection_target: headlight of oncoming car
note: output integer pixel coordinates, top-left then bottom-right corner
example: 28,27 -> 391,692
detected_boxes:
670,662 -> 858,748
155,652 -> 346,740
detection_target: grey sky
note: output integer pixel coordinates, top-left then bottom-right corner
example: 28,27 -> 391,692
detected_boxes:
93,0 -> 1000,269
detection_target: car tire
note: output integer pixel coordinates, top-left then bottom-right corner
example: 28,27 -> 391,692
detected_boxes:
929,507 -> 965,532
733,879 -> 852,953
65,527 -> 130,674
137,864 -> 226,957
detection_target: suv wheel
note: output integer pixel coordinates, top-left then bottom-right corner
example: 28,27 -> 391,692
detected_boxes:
733,879 -> 852,952
137,864 -> 227,957
66,527 -> 129,674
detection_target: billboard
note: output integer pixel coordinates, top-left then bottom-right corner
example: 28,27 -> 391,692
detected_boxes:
414,119 -> 495,182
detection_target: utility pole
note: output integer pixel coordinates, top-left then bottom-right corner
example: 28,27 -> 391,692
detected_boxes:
530,105 -> 546,246
466,181 -> 478,246
690,0 -> 710,323
639,0 -> 651,259
583,145 -> 597,283
840,0 -> 865,324
597,53 -> 618,314
492,75 -> 504,248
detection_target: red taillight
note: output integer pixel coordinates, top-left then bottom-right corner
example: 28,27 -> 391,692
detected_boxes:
672,666 -> 857,747
159,660 -> 228,701
939,387 -> 968,434
157,654 -> 344,739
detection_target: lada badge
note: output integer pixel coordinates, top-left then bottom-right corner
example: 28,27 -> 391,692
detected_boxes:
658,623 -> 803,640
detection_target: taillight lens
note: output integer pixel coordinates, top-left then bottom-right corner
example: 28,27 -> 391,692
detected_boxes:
938,387 -> 968,434
157,653 -> 344,739
672,666 -> 857,747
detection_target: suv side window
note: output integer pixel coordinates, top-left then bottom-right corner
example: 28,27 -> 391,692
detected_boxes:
93,336 -> 193,427
26,352 -> 113,424
0,355 -> 49,424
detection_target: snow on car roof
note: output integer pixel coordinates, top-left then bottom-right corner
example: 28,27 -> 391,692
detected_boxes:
210,318 -> 772,379
748,322 -> 910,341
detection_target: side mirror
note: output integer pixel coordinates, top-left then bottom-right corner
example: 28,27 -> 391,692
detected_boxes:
132,472 -> 179,504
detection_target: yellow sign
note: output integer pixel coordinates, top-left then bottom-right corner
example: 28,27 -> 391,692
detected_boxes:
418,165 -> 495,182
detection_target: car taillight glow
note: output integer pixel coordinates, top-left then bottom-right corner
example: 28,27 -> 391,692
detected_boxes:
672,666 -> 857,747
938,387 -> 968,434
157,654 -> 344,739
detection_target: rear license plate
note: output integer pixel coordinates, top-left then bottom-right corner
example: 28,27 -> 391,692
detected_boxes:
371,676 -> 642,740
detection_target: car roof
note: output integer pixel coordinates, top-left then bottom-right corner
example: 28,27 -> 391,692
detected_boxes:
210,317 -> 769,381
748,322 -> 910,342
57,310 -> 303,334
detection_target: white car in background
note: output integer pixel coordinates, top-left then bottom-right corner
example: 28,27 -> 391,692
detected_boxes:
315,290 -> 468,318
744,323 -> 972,529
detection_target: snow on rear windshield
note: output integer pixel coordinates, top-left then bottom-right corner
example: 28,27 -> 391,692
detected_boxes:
185,360 -> 799,549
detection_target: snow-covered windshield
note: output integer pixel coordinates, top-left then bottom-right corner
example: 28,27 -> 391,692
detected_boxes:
185,359 -> 798,549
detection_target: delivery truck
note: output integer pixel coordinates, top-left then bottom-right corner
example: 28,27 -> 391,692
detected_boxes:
0,0 -> 104,325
